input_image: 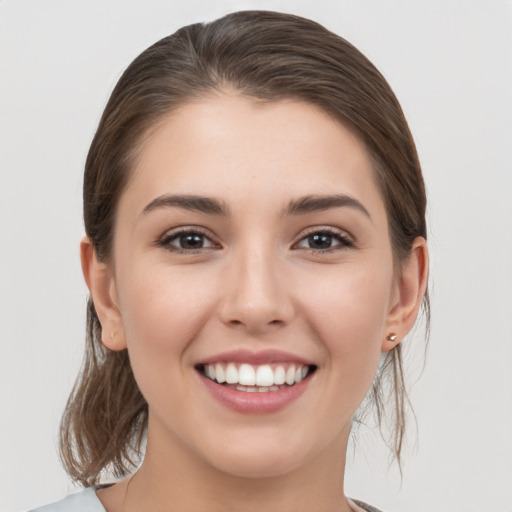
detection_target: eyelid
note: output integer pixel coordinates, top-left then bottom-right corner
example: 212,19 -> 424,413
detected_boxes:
155,225 -> 354,253
157,226 -> 221,252
293,226 -> 354,251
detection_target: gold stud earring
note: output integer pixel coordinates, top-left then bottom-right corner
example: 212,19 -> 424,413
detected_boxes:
110,332 -> 116,339
387,333 -> 398,342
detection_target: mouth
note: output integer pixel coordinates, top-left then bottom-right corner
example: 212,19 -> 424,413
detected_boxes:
196,362 -> 317,393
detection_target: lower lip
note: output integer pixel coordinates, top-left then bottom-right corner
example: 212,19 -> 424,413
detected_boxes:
199,373 -> 311,414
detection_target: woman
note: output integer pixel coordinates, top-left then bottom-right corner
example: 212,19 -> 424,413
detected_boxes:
32,10 -> 428,512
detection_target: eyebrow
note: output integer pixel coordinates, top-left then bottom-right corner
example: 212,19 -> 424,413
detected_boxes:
142,194 -> 231,217
283,194 -> 371,219
141,193 -> 371,219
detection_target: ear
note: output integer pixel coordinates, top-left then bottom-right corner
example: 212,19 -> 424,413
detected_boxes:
382,237 -> 429,352
80,236 -> 127,351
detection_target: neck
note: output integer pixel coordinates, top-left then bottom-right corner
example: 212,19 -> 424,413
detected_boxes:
120,418 -> 353,512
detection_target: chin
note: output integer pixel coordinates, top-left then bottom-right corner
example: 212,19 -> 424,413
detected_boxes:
209,448 -> 307,480
194,426 -> 324,480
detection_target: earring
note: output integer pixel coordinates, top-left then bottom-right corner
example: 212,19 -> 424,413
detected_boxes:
387,333 -> 398,342
110,332 -> 116,339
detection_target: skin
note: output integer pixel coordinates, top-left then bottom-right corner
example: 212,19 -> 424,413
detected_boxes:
82,93 -> 428,512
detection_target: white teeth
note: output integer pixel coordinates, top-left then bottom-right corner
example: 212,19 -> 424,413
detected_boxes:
203,362 -> 312,388
274,366 -> 286,385
226,363 -> 238,384
239,364 -> 256,386
285,365 -> 296,385
215,364 -> 226,383
256,365 -> 274,386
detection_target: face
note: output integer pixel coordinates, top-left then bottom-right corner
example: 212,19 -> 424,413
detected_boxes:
101,94 -> 403,478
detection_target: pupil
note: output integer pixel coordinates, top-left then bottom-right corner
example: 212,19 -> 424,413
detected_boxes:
309,233 -> 331,249
180,234 -> 203,249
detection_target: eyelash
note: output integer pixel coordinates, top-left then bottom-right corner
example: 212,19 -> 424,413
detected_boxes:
157,227 -> 354,254
157,227 -> 218,254
293,227 -> 354,253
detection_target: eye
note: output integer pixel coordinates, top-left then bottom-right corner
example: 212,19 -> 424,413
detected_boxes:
158,228 -> 217,253
295,228 -> 353,251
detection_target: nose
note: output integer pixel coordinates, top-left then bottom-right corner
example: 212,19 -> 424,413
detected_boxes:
218,247 -> 295,334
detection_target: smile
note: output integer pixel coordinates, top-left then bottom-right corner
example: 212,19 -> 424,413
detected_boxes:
195,350 -> 317,413
199,362 -> 314,392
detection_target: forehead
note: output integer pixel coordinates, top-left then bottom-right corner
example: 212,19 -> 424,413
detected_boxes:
122,93 -> 386,219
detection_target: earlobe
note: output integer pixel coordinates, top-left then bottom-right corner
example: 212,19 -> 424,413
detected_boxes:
382,237 -> 429,352
80,236 -> 127,351
381,332 -> 399,352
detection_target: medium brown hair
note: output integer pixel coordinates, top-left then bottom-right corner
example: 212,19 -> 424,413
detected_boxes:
60,10 -> 429,486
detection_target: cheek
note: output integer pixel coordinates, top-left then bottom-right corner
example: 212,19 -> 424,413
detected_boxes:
113,264 -> 222,434
301,261 -> 393,385
115,263 -> 216,376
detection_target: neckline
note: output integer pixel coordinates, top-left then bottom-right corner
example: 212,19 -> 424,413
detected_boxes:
90,485 -> 373,512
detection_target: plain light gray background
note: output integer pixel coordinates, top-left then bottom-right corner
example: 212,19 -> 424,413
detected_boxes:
1,1 -> 511,511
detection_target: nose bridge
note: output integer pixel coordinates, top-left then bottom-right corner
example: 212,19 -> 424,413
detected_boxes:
219,238 -> 294,332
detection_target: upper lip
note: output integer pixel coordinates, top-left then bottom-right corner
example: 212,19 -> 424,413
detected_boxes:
198,349 -> 314,366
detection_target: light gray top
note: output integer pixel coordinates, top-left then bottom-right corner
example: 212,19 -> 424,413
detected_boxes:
28,488 -> 383,512
28,488 -> 105,512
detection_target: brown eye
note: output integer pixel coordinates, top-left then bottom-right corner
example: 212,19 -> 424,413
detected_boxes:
160,229 -> 216,252
307,233 -> 334,249
295,229 -> 353,251
176,233 -> 207,249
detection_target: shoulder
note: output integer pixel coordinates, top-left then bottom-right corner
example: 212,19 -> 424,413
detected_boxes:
349,498 -> 386,512
27,488 -> 105,512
